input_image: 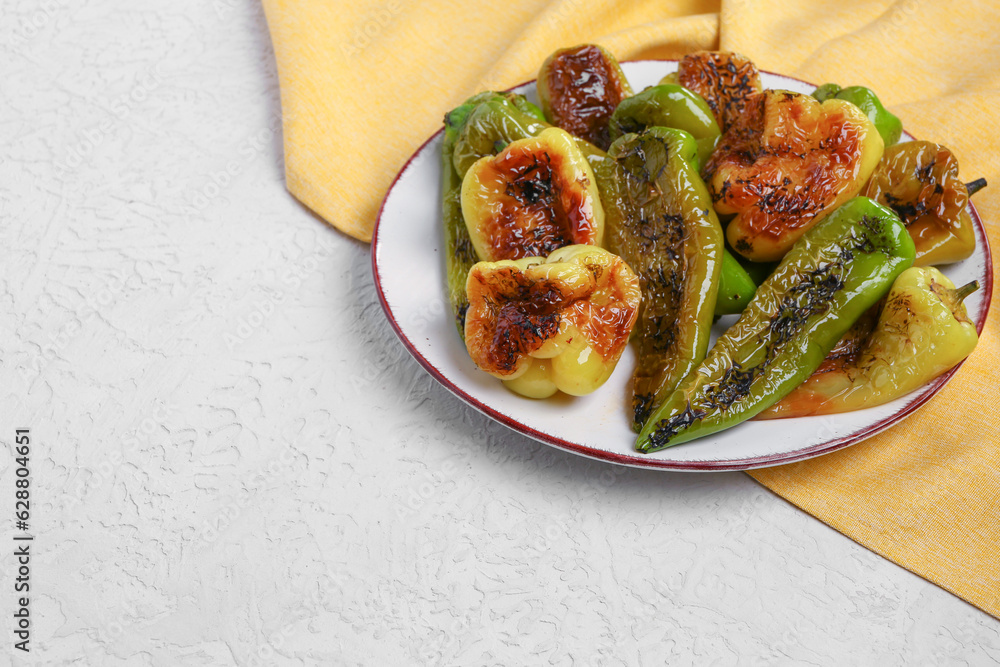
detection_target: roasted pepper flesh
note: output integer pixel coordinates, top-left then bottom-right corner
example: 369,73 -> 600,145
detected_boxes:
604,128 -> 723,430
812,83 -> 902,146
538,44 -> 632,150
461,127 -> 604,261
661,51 -> 763,133
760,267 -> 979,418
464,245 -> 640,398
443,93 -> 554,336
864,141 -> 981,266
706,90 -> 885,262
636,197 -> 916,451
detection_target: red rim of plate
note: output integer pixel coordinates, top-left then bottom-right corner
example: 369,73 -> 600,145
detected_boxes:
370,60 -> 994,471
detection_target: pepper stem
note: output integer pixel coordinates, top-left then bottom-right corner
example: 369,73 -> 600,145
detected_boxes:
965,178 -> 988,196
954,280 -> 980,303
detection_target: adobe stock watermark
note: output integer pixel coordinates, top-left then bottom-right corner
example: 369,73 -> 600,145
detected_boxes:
18,268 -> 137,382
8,0 -> 62,51
340,0 -> 403,58
54,65 -> 164,176
185,111 -> 284,216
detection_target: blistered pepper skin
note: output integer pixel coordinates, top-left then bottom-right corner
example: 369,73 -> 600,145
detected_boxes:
537,44 -> 633,150
462,128 -> 605,262
635,197 -> 916,452
660,51 -> 762,133
604,128 -> 723,430
464,245 -> 641,398
812,83 -> 902,146
442,93 -> 556,337
706,90 -> 885,262
760,267 -> 979,419
864,141 -> 980,266
608,84 -> 721,168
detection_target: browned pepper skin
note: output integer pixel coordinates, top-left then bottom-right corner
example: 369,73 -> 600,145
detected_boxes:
660,51 -> 763,133
863,141 -> 979,266
537,44 -> 633,150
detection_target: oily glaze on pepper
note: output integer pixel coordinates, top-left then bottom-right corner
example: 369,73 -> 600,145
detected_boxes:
705,90 -> 884,262
635,197 -> 915,451
604,128 -> 723,430
759,267 -> 979,418
864,141 -> 982,266
537,44 -> 633,150
442,93 -> 550,336
462,128 -> 604,261
660,51 -> 763,133
608,84 -> 721,168
464,245 -> 640,397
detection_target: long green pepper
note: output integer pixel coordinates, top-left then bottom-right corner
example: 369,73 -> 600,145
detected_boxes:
636,197 -> 916,451
604,127 -> 723,431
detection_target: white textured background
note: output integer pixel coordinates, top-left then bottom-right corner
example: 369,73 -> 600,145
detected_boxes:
1,0 -> 998,665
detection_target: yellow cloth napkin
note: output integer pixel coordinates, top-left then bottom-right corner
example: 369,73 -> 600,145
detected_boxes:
263,0 -> 1000,616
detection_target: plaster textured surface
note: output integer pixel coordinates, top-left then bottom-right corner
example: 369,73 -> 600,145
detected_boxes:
1,1 -> 998,665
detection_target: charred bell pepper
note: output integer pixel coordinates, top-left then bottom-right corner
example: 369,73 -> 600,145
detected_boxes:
608,84 -> 721,169
635,196 -> 916,451
461,127 -> 604,261
716,249 -> 758,315
760,267 -> 979,419
706,90 -> 885,262
603,128 -> 723,430
443,93 -> 553,337
659,51 -> 763,133
464,245 -> 641,398
863,141 -> 983,266
538,44 -> 633,150
812,83 -> 902,146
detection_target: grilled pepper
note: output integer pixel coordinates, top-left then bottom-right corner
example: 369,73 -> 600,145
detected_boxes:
538,44 -> 633,150
635,196 -> 916,451
603,128 -> 723,430
812,83 -> 902,146
659,51 -> 762,133
715,249 -> 758,315
760,267 -> 979,418
706,90 -> 884,262
863,141 -> 983,266
608,84 -> 721,169
443,93 -> 552,336
461,127 -> 605,261
464,245 -> 640,398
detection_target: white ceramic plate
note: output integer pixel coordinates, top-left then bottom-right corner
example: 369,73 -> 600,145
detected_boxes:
372,61 -> 992,471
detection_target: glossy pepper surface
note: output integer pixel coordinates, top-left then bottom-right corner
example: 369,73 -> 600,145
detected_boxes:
760,267 -> 979,419
442,93 -> 550,336
863,141 -> 982,266
706,90 -> 884,262
636,197 -> 916,451
461,127 -> 604,261
715,249 -> 758,315
660,51 -> 762,132
812,83 -> 902,146
608,84 -> 721,168
537,44 -> 632,150
464,245 -> 640,398
603,128 -> 723,430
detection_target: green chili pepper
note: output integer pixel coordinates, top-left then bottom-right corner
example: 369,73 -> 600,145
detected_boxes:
636,196 -> 916,451
442,93 -> 549,336
715,249 -> 757,315
608,84 -> 721,169
812,83 -> 902,146
603,128 -> 723,431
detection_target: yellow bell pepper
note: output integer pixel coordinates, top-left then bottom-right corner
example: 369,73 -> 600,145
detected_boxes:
464,245 -> 640,398
759,266 -> 979,419
461,127 -> 604,262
